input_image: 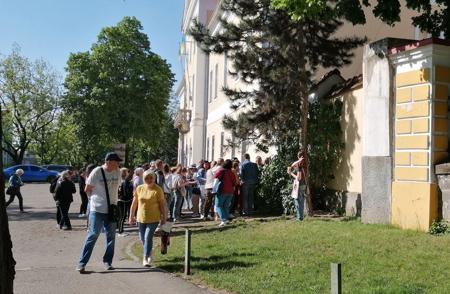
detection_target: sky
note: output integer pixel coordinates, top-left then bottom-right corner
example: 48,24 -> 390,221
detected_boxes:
0,0 -> 184,89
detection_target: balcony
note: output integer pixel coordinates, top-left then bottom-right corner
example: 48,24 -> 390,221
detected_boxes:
174,108 -> 192,134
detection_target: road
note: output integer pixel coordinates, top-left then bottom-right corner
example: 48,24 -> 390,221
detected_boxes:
7,183 -> 211,294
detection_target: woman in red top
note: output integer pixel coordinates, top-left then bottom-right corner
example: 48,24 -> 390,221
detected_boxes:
214,159 -> 237,227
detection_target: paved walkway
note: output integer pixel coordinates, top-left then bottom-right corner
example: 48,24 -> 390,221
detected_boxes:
7,183 -> 212,294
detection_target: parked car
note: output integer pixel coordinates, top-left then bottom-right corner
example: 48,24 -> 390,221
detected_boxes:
42,165 -> 79,182
4,165 -> 59,183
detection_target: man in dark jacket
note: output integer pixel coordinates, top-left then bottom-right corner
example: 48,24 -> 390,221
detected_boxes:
54,171 -> 76,230
240,154 -> 259,216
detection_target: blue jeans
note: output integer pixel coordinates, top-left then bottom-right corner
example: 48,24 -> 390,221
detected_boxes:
173,191 -> 184,219
294,187 -> 306,221
139,222 -> 159,258
215,194 -> 233,222
242,183 -> 256,215
78,212 -> 117,267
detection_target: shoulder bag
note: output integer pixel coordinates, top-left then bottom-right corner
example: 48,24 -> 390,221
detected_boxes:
100,168 -> 120,223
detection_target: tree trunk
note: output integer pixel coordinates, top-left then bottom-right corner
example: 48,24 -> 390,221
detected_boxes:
298,27 -> 314,217
0,106 -> 16,294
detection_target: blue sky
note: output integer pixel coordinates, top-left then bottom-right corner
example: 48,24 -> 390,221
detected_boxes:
0,0 -> 184,88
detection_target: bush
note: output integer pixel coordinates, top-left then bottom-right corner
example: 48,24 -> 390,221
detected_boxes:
429,220 -> 449,236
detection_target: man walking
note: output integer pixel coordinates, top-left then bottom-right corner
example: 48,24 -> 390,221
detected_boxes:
241,154 -> 259,216
77,152 -> 121,273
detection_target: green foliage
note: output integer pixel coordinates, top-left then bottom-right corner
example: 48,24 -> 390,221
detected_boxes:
190,0 -> 365,149
256,137 -> 298,215
257,99 -> 344,214
0,45 -> 61,164
429,220 -> 449,236
272,0 -> 450,39
308,99 -> 344,190
63,16 -> 174,165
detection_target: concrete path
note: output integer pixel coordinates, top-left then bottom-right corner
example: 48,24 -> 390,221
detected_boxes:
7,183 -> 212,294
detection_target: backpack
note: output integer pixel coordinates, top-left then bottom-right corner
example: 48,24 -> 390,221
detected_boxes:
49,176 -> 60,194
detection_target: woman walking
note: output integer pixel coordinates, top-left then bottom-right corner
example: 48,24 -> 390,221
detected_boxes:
55,171 -> 76,230
133,167 -> 144,191
288,151 -> 308,221
129,171 -> 167,267
6,169 -> 25,212
214,160 -> 237,227
230,161 -> 242,217
78,168 -> 88,217
163,164 -> 174,220
118,168 -> 133,236
172,166 -> 189,221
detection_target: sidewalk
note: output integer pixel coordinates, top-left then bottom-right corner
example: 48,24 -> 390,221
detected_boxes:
8,184 -> 213,294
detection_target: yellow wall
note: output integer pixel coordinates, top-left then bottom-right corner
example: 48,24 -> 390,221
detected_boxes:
391,182 -> 438,230
391,63 -> 450,231
329,86 -> 364,194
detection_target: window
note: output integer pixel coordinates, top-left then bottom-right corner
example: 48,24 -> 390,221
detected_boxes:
220,132 -> 225,157
209,70 -> 213,102
214,63 -> 218,99
191,74 -> 195,106
224,54 -> 228,87
206,137 -> 210,161
211,135 -> 215,160
231,134 -> 236,158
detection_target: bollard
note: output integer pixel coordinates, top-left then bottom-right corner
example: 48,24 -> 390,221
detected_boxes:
184,229 -> 191,275
331,263 -> 342,294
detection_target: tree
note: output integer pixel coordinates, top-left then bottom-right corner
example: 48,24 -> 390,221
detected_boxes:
28,113 -> 83,166
0,107 -> 15,294
0,45 -> 61,165
272,0 -> 450,39
190,0 -> 365,214
64,17 -> 174,166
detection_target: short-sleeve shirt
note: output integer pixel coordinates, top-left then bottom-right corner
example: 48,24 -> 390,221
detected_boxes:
86,166 -> 120,214
135,184 -> 165,223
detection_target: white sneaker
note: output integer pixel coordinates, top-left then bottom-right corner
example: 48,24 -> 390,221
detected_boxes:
118,233 -> 129,237
229,214 -> 235,219
78,214 -> 84,218
143,257 -> 149,267
219,222 -> 226,227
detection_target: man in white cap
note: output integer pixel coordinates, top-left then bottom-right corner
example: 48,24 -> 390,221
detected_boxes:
77,152 -> 121,273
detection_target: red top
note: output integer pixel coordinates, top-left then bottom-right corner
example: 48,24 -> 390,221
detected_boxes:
214,168 -> 237,195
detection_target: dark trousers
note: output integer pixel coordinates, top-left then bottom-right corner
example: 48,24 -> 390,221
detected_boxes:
59,202 -> 72,229
6,191 -> 23,211
117,200 -> 131,234
79,193 -> 88,214
230,185 -> 242,215
242,183 -> 257,215
56,204 -> 62,224
203,189 -> 215,217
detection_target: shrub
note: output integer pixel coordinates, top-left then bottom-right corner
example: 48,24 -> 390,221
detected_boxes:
429,220 -> 449,236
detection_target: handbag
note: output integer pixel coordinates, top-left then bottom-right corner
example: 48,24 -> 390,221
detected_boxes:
100,168 -> 120,223
6,186 -> 16,195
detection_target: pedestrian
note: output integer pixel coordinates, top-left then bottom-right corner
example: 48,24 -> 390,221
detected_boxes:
78,168 -> 88,218
288,151 -> 308,221
172,166 -> 188,222
203,161 -> 216,220
77,152 -> 122,273
163,164 -> 174,220
129,170 -> 167,267
185,166 -> 195,210
84,164 -> 97,229
118,168 -> 133,236
154,159 -> 165,189
55,171 -> 76,230
133,167 -> 144,191
230,161 -> 242,217
190,165 -> 202,218
6,169 -> 25,212
196,161 -> 207,218
241,154 -> 259,216
214,159 -> 237,227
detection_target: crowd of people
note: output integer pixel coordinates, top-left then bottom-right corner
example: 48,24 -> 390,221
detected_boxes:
5,149 -> 308,272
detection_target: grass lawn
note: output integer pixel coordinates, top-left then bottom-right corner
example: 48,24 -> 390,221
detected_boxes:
133,219 -> 450,294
